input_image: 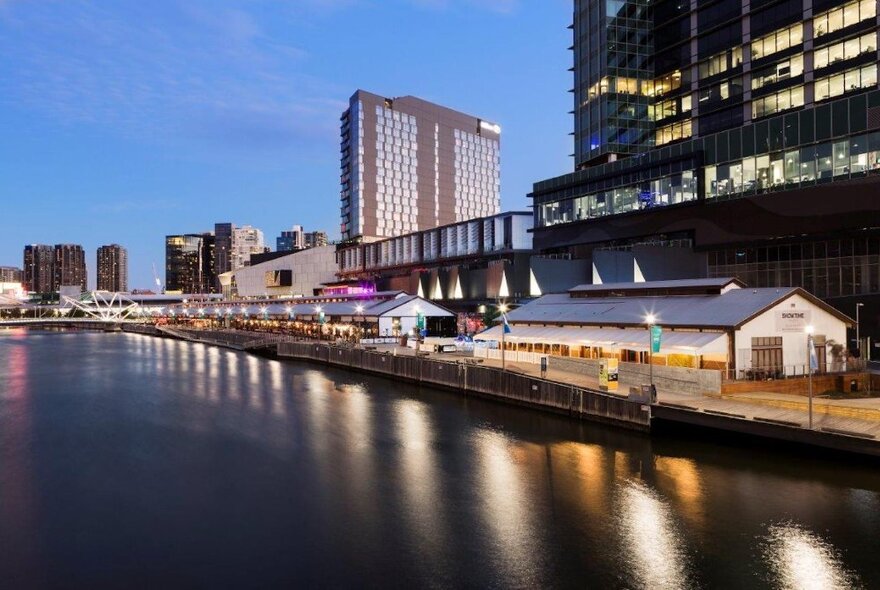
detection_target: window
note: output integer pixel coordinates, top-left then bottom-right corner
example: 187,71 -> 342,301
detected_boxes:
655,120 -> 692,145
752,55 -> 804,90
752,85 -> 805,118
699,47 -> 744,79
751,23 -> 803,60
643,70 -> 684,97
814,32 -> 877,70
814,64 -> 877,101
814,0 -> 876,38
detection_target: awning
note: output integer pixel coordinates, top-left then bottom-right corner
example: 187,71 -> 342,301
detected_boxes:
478,325 -> 728,356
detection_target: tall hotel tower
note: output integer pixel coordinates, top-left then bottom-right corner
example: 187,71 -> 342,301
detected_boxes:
339,90 -> 501,243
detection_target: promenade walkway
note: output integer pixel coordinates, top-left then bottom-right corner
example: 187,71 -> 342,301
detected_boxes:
286,341 -> 880,438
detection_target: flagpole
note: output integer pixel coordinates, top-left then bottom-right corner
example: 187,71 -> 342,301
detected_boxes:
806,324 -> 814,429
502,320 -> 506,371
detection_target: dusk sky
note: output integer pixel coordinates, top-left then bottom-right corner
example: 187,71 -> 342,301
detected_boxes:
0,0 -> 572,289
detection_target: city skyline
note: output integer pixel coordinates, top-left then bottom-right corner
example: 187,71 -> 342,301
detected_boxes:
0,0 -> 572,289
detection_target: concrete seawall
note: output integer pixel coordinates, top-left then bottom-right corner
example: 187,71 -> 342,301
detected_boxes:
276,341 -> 652,431
120,325 -> 880,458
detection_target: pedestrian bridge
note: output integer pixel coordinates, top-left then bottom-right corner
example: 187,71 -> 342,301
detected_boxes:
0,291 -> 144,328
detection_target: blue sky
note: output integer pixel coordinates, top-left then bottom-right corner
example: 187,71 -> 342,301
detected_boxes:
0,0 -> 572,289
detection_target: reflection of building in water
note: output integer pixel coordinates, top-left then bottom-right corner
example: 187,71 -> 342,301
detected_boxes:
653,456 -> 705,530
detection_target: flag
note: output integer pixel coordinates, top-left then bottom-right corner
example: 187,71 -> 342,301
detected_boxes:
502,314 -> 512,334
808,335 -> 819,372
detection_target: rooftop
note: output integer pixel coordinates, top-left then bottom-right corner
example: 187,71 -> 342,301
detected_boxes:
507,286 -> 852,329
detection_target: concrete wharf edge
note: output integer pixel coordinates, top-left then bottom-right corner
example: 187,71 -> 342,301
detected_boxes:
115,324 -> 880,459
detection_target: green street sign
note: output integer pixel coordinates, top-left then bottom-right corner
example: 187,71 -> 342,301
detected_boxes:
416,312 -> 426,330
650,324 -> 662,353
318,311 -> 326,324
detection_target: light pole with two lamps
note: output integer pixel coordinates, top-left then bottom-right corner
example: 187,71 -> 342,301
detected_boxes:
498,302 -> 509,371
355,304 -> 364,345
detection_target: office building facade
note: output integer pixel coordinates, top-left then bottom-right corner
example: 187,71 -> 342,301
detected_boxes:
277,225 -> 305,252
165,233 -> 216,294
214,223 -> 234,277
96,244 -> 128,292
340,90 -> 501,242
532,0 -> 880,345
277,227 -> 329,252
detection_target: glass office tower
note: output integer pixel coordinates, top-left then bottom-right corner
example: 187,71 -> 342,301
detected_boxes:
165,233 -> 216,294
533,0 -> 880,344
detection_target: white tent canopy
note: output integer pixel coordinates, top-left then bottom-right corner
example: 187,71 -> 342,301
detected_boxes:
479,324 -> 728,356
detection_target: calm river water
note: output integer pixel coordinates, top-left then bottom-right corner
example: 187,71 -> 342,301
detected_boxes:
1,329 -> 879,589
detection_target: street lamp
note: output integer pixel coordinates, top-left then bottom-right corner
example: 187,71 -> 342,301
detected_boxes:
355,304 -> 364,343
806,324 -> 815,429
645,313 -> 656,394
315,306 -> 324,341
856,302 -> 864,362
498,302 -> 509,370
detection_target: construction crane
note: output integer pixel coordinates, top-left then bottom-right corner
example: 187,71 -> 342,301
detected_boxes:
152,263 -> 163,294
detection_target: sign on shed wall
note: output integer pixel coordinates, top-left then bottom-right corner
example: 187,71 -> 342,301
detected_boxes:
775,309 -> 812,332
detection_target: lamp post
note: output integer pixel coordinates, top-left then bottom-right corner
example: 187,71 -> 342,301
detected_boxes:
498,302 -> 509,371
806,324 -> 815,429
355,304 -> 364,345
645,313 -> 656,394
856,302 -> 864,362
314,306 -> 323,341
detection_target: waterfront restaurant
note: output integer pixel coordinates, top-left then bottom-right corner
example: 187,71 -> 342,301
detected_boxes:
479,279 -> 853,379
159,292 -> 457,341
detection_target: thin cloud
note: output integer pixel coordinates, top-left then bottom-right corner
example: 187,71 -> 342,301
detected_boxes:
0,1 -> 340,154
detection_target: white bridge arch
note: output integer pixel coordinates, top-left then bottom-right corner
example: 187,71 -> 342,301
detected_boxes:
61,291 -> 141,322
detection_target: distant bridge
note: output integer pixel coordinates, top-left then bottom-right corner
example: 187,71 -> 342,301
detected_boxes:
0,318 -> 141,330
0,291 -> 144,329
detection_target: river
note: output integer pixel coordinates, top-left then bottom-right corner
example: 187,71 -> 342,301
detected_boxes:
1,329 -> 879,589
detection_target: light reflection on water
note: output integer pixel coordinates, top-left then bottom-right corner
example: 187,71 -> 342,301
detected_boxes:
762,522 -> 862,590
474,431 -> 545,587
394,398 -> 451,578
615,479 -> 695,590
1,331 -> 879,588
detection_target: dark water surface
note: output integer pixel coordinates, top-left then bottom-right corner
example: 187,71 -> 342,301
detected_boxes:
1,330 -> 879,589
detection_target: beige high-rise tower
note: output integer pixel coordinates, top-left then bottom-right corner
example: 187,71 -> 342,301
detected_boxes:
340,90 -> 501,243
